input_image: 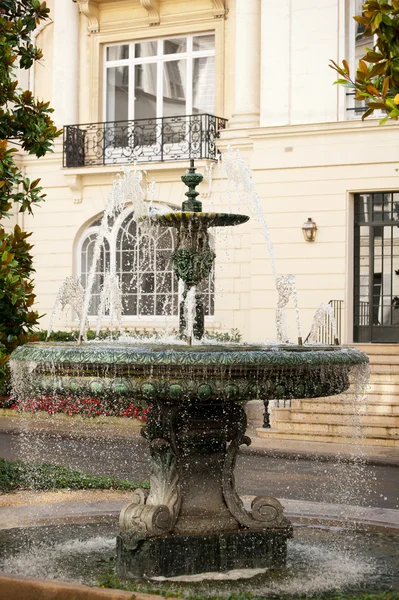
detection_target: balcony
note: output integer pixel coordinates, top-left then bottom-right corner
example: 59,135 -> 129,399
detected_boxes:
63,114 -> 227,168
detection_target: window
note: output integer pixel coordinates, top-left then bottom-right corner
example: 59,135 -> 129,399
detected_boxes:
104,33 -> 215,122
79,210 -> 214,319
347,0 -> 375,118
354,192 -> 399,342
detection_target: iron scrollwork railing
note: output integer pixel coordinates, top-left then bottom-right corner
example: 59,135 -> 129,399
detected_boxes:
63,114 -> 227,168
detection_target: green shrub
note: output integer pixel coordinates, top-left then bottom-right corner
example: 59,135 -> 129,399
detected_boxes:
35,328 -> 243,343
0,457 -> 149,494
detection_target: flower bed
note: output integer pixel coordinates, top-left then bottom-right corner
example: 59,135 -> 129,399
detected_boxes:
0,394 -> 148,421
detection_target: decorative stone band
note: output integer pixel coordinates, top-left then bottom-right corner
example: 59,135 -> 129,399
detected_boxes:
10,343 -> 369,403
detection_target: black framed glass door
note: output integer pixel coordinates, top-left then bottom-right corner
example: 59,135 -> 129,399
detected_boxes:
354,192 -> 399,343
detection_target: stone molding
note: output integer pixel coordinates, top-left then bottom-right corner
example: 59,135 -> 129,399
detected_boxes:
212,0 -> 228,18
64,174 -> 83,204
140,0 -> 160,26
76,0 -> 99,34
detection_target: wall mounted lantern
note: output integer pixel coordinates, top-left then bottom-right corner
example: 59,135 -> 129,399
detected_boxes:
302,217 -> 317,242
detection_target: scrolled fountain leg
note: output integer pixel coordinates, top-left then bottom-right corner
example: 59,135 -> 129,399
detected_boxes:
221,404 -> 291,530
119,404 -> 182,550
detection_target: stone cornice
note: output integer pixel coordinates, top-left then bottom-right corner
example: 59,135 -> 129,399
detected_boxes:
226,118 -> 399,141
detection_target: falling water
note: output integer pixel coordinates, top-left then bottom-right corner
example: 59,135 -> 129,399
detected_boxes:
95,273 -> 123,337
184,286 -> 196,341
219,148 -> 303,342
78,168 -> 147,341
219,147 -> 279,281
307,303 -> 338,345
275,275 -> 302,343
46,276 -> 85,340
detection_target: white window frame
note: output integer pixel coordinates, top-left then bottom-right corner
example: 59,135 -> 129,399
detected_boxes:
347,0 -> 381,120
103,33 -> 216,123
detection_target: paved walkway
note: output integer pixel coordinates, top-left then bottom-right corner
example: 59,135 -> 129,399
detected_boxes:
0,414 -> 398,466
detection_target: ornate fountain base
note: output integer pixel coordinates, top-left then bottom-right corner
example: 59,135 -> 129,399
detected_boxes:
10,342 -> 367,578
117,399 -> 292,579
117,526 -> 291,579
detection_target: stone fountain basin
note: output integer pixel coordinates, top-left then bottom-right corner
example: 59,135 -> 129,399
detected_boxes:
10,343 -> 368,403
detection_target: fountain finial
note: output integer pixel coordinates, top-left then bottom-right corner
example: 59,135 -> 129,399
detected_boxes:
181,159 -> 203,212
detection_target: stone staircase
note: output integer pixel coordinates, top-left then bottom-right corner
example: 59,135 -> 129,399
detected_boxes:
256,344 -> 399,447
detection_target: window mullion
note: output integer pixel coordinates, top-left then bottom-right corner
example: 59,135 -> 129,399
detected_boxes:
103,61 -> 108,122
157,55 -> 163,118
130,46 -> 135,121
187,39 -> 193,115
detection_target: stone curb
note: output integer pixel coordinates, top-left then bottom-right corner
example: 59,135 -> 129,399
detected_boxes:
1,496 -> 398,533
0,573 -> 164,600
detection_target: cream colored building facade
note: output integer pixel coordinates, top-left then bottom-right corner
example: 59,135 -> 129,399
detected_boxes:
15,0 -> 399,345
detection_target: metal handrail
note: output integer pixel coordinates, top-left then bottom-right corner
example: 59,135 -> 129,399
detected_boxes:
304,299 -> 344,345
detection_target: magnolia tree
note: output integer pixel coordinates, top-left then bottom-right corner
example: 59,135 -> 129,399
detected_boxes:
330,0 -> 399,122
0,0 -> 61,390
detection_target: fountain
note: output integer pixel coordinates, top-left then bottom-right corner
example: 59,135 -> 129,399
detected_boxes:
9,160 -> 369,580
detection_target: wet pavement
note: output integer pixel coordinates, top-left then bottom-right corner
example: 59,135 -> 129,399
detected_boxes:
1,431 -> 398,510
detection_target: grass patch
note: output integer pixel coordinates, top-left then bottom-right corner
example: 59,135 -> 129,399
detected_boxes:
0,457 -> 149,493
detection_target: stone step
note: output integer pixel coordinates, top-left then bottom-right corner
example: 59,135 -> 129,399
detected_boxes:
352,344 -> 399,356
256,427 -> 399,447
364,382 -> 399,395
341,382 -> 399,395
291,399 -> 399,415
368,354 -> 399,365
367,372 -> 399,384
273,409 -> 399,428
364,393 -> 399,403
271,419 -> 399,438
369,364 -> 399,374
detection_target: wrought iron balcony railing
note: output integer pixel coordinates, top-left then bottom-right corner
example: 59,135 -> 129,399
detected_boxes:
63,114 -> 227,168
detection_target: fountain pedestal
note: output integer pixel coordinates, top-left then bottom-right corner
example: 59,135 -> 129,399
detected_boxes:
9,160 -> 370,582
117,399 -> 292,579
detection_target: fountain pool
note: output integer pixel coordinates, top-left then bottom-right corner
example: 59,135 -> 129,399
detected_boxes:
0,521 -> 398,596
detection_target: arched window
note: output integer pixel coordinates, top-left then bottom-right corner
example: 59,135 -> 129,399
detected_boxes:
80,218 -> 111,316
78,210 -> 214,319
116,211 -> 178,317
